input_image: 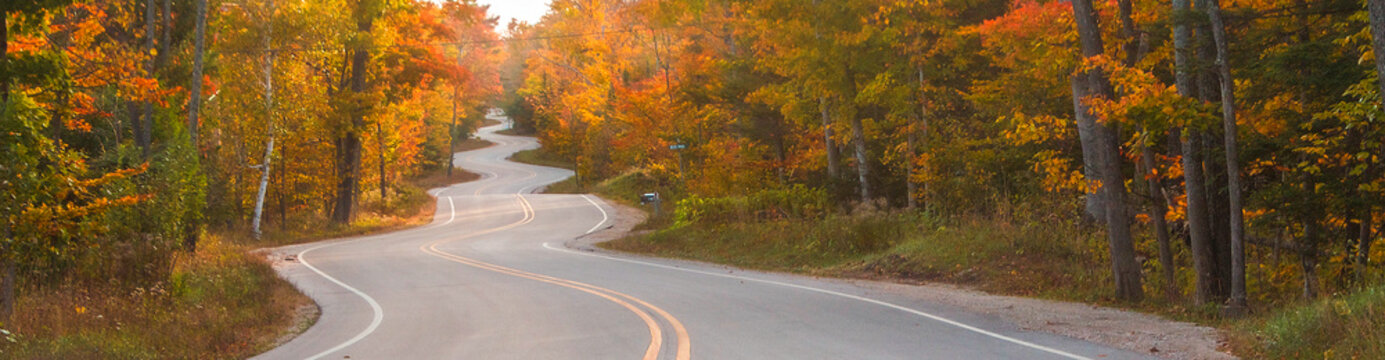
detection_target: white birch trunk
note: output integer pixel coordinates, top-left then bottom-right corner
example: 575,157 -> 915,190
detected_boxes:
252,0 -> 276,239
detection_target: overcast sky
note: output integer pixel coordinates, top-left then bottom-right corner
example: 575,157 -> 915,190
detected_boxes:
475,0 -> 550,33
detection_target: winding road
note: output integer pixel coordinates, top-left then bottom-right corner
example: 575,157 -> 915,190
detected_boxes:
252,114 -> 1152,360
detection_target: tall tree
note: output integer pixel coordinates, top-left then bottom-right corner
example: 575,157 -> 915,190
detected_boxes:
1370,0 -> 1385,108
251,0 -> 276,239
137,0 -> 156,158
1072,0 -> 1143,301
448,44 -> 462,179
187,0 -> 208,146
1170,0 -> 1222,305
1205,0 -> 1248,314
332,0 -> 379,224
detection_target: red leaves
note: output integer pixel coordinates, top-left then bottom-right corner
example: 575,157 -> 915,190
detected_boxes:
973,0 -> 1073,44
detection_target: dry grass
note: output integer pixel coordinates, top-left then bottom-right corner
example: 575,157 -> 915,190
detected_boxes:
1228,285 -> 1385,359
0,235 -> 313,359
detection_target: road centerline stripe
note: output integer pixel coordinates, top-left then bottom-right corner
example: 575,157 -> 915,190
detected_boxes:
422,193 -> 690,359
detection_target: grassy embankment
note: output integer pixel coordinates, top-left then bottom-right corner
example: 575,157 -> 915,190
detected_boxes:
2,137 -> 495,359
503,143 -> 1384,359
505,148 -> 587,194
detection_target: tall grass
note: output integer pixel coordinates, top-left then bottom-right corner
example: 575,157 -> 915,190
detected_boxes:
0,234 -> 313,359
604,208 -> 1116,301
1241,285 -> 1385,359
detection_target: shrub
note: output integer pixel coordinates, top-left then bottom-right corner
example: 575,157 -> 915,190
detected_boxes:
673,185 -> 829,227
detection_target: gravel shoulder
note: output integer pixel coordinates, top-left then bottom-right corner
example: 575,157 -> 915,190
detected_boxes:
574,199 -> 1236,360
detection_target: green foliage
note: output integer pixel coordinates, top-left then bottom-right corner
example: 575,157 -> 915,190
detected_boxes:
610,196 -> 1117,301
617,211 -> 914,270
2,94 -> 145,284
672,186 -> 830,227
1250,285 -> 1385,359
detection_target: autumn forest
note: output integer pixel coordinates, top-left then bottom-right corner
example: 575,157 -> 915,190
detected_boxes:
2,0 -> 1384,357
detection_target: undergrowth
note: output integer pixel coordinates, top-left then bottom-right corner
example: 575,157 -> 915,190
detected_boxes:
0,234 -> 312,359
1236,285 -> 1385,359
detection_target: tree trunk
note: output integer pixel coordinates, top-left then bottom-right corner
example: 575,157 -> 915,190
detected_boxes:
448,89 -> 457,178
912,67 -> 929,211
279,155 -> 289,230
377,121 -> 386,200
1072,0 -> 1143,301
1300,222 -> 1321,299
849,107 -> 871,203
129,100 -> 146,152
1,225 -> 15,323
46,12 -> 73,141
158,0 -> 171,67
773,131 -> 788,184
820,97 -> 839,179
448,46 -> 462,179
251,12 -> 275,240
843,66 -> 872,204
1072,76 -> 1106,222
251,137 -> 274,239
1205,132 -> 1233,298
1359,214 -> 1374,285
1205,0 -> 1248,313
1368,0 -> 1385,105
1173,0 -> 1224,306
1141,137 -> 1177,300
1,8 -> 8,104
139,0 -> 157,159
187,0 -> 208,145
1119,0 -> 1173,299
905,118 -> 917,211
1366,1 -> 1385,286
1191,0 -> 1231,301
332,13 -> 374,224
1184,133 -> 1221,303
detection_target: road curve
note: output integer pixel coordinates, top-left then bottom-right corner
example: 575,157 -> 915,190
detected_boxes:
253,114 -> 1153,360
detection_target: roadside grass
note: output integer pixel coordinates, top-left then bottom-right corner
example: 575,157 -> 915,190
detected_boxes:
495,126 -> 530,136
602,209 -> 1117,304
0,234 -> 313,359
1230,285 -> 1385,359
508,148 -> 572,170
505,148 -> 586,194
0,137 -> 494,358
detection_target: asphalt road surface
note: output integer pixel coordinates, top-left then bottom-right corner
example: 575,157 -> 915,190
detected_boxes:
253,115 -> 1153,360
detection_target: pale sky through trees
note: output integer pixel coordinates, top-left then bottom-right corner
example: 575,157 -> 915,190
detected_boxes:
476,0 -> 550,32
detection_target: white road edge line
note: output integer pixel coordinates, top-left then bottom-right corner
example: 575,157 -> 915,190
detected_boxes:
296,245 -> 386,360
446,196 -> 457,225
291,195 -> 461,359
580,194 -> 609,234
543,197 -> 1093,360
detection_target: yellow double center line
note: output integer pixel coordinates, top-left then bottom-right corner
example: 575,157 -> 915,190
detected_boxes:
421,195 -> 691,360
